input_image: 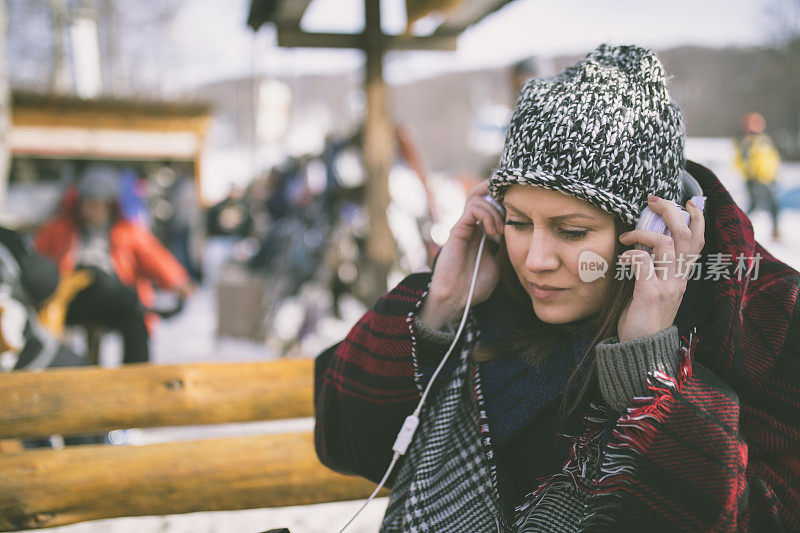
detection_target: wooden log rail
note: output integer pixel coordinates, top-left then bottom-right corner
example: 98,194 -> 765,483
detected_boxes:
0,360 -> 388,531
0,360 -> 314,439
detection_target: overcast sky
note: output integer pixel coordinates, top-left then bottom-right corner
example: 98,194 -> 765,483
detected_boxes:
170,0 -> 780,88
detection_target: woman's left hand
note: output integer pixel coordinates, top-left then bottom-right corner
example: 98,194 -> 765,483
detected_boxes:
616,196 -> 706,343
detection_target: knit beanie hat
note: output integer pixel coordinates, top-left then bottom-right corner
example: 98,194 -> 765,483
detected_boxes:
489,44 -> 686,226
78,164 -> 120,201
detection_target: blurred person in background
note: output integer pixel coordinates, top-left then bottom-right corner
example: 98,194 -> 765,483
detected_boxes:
168,165 -> 204,281
0,225 -> 87,371
35,164 -> 194,364
118,166 -> 151,228
734,111 -> 782,239
206,184 -> 253,238
0,225 -> 106,447
512,57 -> 539,97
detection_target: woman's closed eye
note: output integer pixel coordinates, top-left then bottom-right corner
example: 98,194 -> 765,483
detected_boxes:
557,228 -> 590,240
504,219 -> 590,240
504,219 -> 531,230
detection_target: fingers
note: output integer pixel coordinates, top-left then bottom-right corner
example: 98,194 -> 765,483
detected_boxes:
686,199 -> 706,254
469,202 -> 505,237
467,179 -> 491,199
646,196 -> 693,258
619,228 -> 675,263
456,181 -> 504,238
619,222 -> 678,282
618,249 -> 655,282
620,195 -> 706,277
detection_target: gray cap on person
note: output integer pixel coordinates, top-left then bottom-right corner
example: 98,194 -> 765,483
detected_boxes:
78,164 -> 120,201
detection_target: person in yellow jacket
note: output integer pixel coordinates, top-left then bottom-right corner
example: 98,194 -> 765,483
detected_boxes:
734,112 -> 782,239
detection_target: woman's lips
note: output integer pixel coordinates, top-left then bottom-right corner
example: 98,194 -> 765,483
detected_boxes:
528,282 -> 568,301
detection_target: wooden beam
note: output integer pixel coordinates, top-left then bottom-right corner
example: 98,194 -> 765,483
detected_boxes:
0,432 -> 387,531
275,28 -> 457,51
11,106 -> 212,136
0,360 -> 314,439
387,33 -> 458,51
276,29 -> 362,49
434,0 -> 515,34
272,0 -> 315,26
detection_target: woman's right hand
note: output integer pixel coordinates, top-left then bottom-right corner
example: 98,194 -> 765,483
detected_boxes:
417,179 -> 504,330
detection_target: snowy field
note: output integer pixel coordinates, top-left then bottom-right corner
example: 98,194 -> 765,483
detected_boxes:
25,138 -> 800,533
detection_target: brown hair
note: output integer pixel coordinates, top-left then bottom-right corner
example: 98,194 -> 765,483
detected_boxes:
471,218 -> 635,425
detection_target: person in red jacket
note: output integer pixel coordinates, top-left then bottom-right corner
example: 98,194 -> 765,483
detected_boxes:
35,164 -> 194,364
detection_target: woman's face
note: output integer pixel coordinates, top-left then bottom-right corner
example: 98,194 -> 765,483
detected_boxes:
79,199 -> 113,230
502,185 -> 618,324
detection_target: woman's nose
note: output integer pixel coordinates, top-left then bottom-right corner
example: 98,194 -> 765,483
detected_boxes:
525,232 -> 560,272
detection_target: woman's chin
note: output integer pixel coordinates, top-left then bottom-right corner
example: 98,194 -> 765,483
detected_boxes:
530,300 -> 574,324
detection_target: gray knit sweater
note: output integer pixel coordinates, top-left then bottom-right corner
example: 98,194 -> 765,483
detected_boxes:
414,317 -> 681,412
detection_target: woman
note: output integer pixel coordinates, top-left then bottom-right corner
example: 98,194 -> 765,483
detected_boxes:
35,164 -> 194,363
315,45 -> 800,531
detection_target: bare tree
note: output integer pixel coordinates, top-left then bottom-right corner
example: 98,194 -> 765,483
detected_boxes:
765,0 -> 800,44
49,0 -> 70,93
6,0 -> 53,91
7,0 -> 185,97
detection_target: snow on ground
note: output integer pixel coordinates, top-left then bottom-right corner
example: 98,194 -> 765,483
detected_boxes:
27,499 -> 390,533
685,138 -> 800,269
26,139 -> 800,533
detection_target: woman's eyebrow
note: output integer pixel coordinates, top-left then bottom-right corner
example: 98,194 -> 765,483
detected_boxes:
502,202 -> 525,215
502,202 -> 597,222
550,213 -> 597,222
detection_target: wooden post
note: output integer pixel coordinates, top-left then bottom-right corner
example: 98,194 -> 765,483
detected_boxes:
0,360 -> 314,439
0,432 -> 387,530
0,0 -> 9,210
361,0 -> 397,301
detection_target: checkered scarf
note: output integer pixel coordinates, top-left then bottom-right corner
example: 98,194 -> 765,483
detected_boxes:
379,309 -> 621,533
380,316 -> 505,532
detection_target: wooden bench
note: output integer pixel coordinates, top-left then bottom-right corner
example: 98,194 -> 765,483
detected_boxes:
0,359 -> 386,531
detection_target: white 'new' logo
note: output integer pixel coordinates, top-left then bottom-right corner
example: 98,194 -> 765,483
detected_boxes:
578,250 -> 608,282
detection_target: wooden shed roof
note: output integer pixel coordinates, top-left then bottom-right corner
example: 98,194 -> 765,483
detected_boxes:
247,0 -> 516,50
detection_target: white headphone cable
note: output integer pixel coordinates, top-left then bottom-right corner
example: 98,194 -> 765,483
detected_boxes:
337,233 -> 489,533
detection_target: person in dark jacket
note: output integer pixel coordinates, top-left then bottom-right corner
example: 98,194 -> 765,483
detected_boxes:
314,44 -> 800,532
0,226 -> 85,370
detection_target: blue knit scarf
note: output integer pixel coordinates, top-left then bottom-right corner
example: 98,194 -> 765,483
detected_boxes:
473,276 -> 709,448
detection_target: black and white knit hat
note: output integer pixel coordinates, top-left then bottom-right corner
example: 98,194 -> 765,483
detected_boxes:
489,44 -> 686,226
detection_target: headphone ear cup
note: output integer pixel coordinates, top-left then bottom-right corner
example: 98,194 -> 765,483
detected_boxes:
636,206 -> 667,235
634,206 -> 669,254
680,169 -> 704,202
634,196 -> 701,255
